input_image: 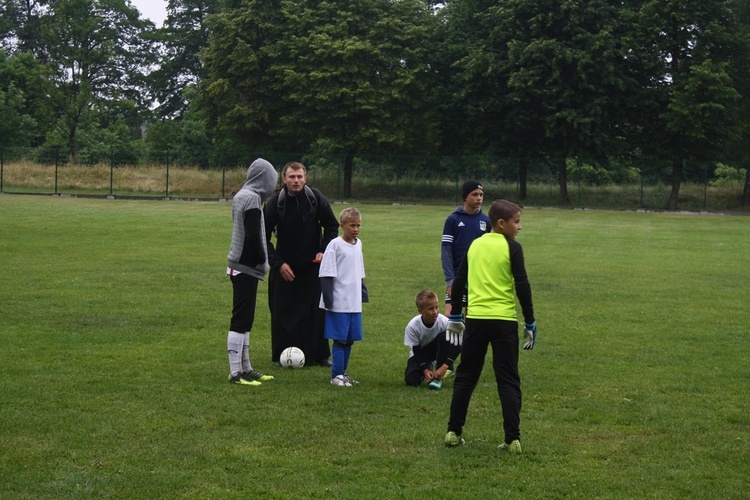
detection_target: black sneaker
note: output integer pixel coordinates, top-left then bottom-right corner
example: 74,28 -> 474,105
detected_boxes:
228,373 -> 261,386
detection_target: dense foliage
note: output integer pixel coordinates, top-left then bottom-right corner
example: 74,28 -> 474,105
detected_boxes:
1,0 -> 749,201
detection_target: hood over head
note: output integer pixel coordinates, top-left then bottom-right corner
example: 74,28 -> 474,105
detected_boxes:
243,158 -> 278,202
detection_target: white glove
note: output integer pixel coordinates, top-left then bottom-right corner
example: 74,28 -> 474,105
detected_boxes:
523,322 -> 537,350
446,314 -> 465,346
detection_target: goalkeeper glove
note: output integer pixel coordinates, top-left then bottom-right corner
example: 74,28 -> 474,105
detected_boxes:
446,313 -> 465,346
523,322 -> 537,350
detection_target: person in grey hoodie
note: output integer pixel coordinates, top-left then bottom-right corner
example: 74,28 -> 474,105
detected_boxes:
226,158 -> 279,386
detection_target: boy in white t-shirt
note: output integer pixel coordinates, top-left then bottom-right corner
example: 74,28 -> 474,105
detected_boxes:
404,289 -> 461,390
319,207 -> 368,387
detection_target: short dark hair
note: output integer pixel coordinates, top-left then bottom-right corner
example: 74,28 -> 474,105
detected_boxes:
488,199 -> 521,225
282,161 -> 306,177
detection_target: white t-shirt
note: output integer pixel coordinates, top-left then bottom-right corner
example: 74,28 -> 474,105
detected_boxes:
404,314 -> 449,358
318,237 -> 365,313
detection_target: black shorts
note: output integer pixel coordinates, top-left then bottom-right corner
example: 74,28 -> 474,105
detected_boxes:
230,273 -> 259,332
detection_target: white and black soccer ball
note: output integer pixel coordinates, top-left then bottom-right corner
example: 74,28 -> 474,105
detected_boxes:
279,347 -> 305,369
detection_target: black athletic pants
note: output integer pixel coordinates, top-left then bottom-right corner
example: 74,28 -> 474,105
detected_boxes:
229,273 -> 259,333
448,318 -> 522,443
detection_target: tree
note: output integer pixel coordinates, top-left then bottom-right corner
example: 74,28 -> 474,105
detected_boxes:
150,0 -> 219,120
277,0 -> 437,197
445,0 -> 634,201
0,0 -> 49,56
199,0 -> 437,196
0,49 -> 51,146
728,0 -> 750,205
0,80 -> 37,147
41,0 -> 156,162
197,0 -> 288,151
629,0 -> 742,210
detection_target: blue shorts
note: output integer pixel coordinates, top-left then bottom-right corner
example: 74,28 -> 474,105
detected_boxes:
324,311 -> 363,342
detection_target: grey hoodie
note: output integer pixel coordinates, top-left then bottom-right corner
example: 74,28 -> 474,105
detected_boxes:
227,158 -> 278,278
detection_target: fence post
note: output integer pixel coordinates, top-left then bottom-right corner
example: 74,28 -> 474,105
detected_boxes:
576,159 -> 582,207
222,161 -> 226,199
704,162 -> 710,211
54,148 -> 59,194
1,147 -> 4,192
109,149 -> 114,196
395,156 -> 400,202
165,151 -> 170,198
337,157 -> 341,199
639,160 -> 644,209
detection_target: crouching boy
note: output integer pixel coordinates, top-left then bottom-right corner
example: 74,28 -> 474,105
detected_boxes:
404,289 -> 461,390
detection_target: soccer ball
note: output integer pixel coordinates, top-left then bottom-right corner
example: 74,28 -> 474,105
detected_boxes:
279,347 -> 305,369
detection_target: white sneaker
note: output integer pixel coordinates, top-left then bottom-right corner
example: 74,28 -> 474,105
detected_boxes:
330,374 -> 352,387
343,373 -> 359,385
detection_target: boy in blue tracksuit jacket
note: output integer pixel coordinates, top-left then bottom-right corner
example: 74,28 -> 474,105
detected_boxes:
441,179 -> 490,316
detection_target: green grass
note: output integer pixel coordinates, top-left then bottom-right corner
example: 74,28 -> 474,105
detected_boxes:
1,195 -> 748,498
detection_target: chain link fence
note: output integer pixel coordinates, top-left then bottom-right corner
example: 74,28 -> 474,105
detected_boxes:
1,147 -> 748,212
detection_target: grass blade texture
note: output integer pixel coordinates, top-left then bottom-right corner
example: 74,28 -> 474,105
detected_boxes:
0,195 -> 748,498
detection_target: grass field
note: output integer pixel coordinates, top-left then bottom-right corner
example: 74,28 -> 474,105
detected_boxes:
1,195 -> 748,498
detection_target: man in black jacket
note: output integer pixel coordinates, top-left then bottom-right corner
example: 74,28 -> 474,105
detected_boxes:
264,162 -> 340,366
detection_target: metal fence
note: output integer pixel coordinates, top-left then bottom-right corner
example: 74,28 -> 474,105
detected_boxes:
1,147 -> 748,212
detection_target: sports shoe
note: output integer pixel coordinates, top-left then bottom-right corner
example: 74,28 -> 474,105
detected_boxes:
331,374 -> 352,386
445,369 -> 455,379
498,440 -> 522,454
228,373 -> 261,386
428,378 -> 442,390
244,370 -> 274,382
445,431 -> 465,447
343,373 -> 359,385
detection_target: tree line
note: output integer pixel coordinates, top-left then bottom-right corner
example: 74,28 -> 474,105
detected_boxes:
2,0 -> 750,206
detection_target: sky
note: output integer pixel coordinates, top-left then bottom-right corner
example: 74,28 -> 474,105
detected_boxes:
130,0 -> 168,27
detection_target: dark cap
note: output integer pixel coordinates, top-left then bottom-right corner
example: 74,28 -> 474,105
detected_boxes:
461,179 -> 484,200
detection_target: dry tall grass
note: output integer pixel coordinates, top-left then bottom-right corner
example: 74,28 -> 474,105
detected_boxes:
2,160 -> 747,211
1,161 -> 248,198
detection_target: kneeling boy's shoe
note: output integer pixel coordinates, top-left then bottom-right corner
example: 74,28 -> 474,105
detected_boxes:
428,378 -> 442,390
330,374 -> 352,387
498,440 -> 522,454
245,370 -> 274,382
445,431 -> 465,447
444,369 -> 455,379
228,373 -> 261,386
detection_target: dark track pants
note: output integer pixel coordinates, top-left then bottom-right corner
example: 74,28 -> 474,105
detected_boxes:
447,318 -> 522,443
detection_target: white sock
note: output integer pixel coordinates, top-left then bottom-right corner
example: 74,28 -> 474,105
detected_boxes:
227,331 -> 245,377
242,334 -> 252,373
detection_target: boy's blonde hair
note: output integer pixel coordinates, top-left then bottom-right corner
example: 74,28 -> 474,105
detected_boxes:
339,207 -> 361,223
415,289 -> 438,309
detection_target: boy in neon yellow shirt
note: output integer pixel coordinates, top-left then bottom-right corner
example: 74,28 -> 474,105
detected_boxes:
444,200 -> 537,453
